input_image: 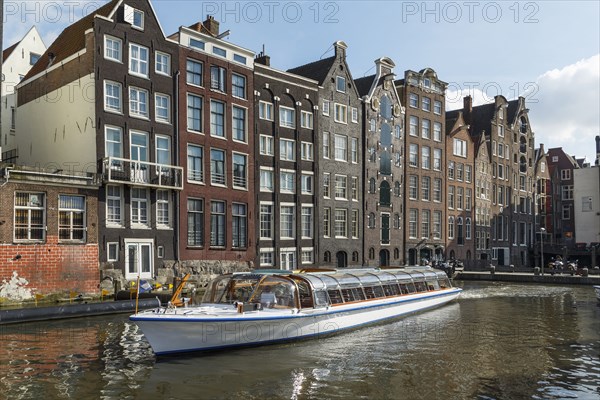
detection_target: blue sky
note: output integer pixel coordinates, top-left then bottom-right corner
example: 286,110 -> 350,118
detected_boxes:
4,0 -> 600,162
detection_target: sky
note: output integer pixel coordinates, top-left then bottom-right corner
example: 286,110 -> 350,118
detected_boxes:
3,0 -> 599,162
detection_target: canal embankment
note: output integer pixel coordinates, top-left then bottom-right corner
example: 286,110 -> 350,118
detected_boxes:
456,269 -> 600,285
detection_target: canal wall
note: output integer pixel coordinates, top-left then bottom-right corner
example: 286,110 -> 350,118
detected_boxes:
456,270 -> 600,285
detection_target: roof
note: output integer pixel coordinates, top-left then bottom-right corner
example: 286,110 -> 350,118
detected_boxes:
287,56 -> 335,85
507,98 -> 520,123
23,0 -> 119,81
2,42 -> 19,61
354,74 -> 375,97
469,102 -> 495,136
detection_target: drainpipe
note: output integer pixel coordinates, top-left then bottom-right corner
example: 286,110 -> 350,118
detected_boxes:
174,69 -> 181,265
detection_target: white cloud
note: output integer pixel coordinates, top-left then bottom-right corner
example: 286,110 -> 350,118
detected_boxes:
528,54 -> 600,163
445,87 -> 491,111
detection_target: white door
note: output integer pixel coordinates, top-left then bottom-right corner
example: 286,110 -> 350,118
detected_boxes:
125,239 -> 153,279
280,250 -> 296,270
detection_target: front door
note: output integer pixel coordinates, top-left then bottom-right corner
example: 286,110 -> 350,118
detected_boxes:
336,251 -> 347,268
125,239 -> 153,279
379,249 -> 390,267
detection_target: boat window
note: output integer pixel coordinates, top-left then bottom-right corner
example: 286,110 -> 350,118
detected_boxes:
414,281 -> 428,292
291,277 -> 314,308
438,277 -> 451,289
313,290 -> 329,307
372,285 -> 385,298
328,289 -> 344,305
249,276 -> 297,308
399,283 -> 409,294
383,284 -> 400,296
405,282 -> 417,293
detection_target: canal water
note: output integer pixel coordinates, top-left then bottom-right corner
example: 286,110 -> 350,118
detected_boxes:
0,281 -> 599,400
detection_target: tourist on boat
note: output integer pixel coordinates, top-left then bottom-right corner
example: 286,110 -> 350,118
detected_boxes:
260,286 -> 277,308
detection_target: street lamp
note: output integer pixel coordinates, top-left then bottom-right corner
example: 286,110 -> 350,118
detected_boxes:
540,227 -> 546,275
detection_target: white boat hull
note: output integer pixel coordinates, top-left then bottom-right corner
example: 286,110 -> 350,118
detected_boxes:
594,286 -> 600,302
131,288 -> 461,355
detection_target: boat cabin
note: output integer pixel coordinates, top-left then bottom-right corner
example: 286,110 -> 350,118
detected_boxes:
201,268 -> 453,311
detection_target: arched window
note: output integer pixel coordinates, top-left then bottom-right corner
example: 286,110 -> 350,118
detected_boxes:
369,247 -> 375,260
394,181 -> 401,196
465,218 -> 472,239
394,125 -> 402,139
394,248 -> 400,260
352,251 -> 358,262
393,213 -> 401,229
380,151 -> 391,175
369,178 -> 376,194
380,123 -> 392,147
520,156 -> 527,173
368,212 -> 376,228
448,216 -> 455,239
520,116 -> 528,133
324,251 -> 331,263
369,147 -> 377,163
380,181 -> 391,206
370,119 -> 376,132
457,217 -> 464,245
466,250 -> 472,260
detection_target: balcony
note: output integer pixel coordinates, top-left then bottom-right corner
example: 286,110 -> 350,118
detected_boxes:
102,157 -> 183,190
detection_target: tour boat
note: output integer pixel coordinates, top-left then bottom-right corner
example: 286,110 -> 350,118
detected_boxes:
594,285 -> 600,302
130,267 -> 462,356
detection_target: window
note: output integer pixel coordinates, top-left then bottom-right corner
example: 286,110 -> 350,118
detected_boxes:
351,177 -> 358,200
433,148 -> 442,170
421,210 -> 430,239
421,146 -> 430,169
448,217 -> 455,239
260,168 -> 274,192
107,242 -> 119,262
129,43 -> 149,77
302,249 -> 314,264
448,161 -> 455,179
156,190 -> 170,228
259,101 -> 273,120
334,103 -> 347,124
582,196 -> 593,212
301,206 -> 313,238
457,187 -> 464,209
131,188 -> 148,227
280,170 -> 295,193
301,111 -> 313,129
422,97 -> 431,111
280,139 -> 295,161
457,163 -> 464,181
409,175 -> 418,200
130,131 -> 148,165
409,144 -> 418,167
323,173 -> 331,198
301,173 -> 313,194
187,144 -> 204,183
465,165 -> 472,183
187,199 -> 204,246
421,176 -> 430,201
260,250 -> 274,267
334,175 -> 347,199
105,126 -> 123,164
448,185 -> 455,209
409,209 -> 418,239
301,142 -> 313,161
212,46 -> 226,57
10,107 -> 15,130
232,153 -> 247,189
129,87 -> 148,118
420,119 -> 430,139
210,201 -> 226,247
433,211 -> 442,239
434,100 -> 442,115
129,8 -> 144,29
433,122 -> 442,141
323,208 -> 331,237
368,212 -> 375,229
104,81 -> 122,113
260,203 -> 273,239
351,138 -> 358,163
59,195 -> 85,242
280,106 -> 295,128
466,188 -> 472,210
189,38 -> 205,50
210,66 -> 226,91
336,76 -> 346,92
156,135 -> 171,167
334,209 -> 347,237
433,178 -> 442,202
260,135 -> 274,156
187,94 -> 203,132
370,119 -> 376,132
409,93 -> 418,108
453,138 -> 467,157
334,134 -> 348,161
351,107 -> 358,123
155,52 -> 170,75
280,205 -> 295,238
562,185 -> 573,200
155,93 -> 170,123
498,124 -> 504,137
352,210 -> 359,238
323,132 -> 330,158
210,149 -> 226,185
187,59 -> 203,86
210,100 -> 225,137
322,100 -> 330,116
232,106 -> 246,142
104,35 -> 122,62
561,169 -> 571,180
232,203 -> 247,248
409,116 -> 418,136
369,178 -> 376,194
233,54 -> 247,64
232,74 -> 246,99
466,218 -> 472,240
106,185 -> 123,226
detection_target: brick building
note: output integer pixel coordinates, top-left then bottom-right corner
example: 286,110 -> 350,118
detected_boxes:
0,165 -> 100,297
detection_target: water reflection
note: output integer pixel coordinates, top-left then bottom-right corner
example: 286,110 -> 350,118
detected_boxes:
0,282 -> 599,400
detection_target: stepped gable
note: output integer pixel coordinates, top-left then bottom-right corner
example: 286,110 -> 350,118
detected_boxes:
22,0 -> 119,81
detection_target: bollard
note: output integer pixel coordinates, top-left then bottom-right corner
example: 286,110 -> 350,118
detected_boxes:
534,267 -> 540,276
490,265 -> 495,275
509,264 -> 514,273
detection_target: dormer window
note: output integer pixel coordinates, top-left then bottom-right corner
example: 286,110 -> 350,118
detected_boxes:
124,5 -> 144,30
423,78 -> 431,88
336,76 -> 346,93
29,52 -> 41,65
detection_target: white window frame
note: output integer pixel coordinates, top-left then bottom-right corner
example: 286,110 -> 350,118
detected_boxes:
259,167 -> 274,192
104,35 -> 122,62
232,152 -> 248,190
104,80 -> 122,113
259,101 -> 273,120
155,51 -> 171,76
107,242 -> 119,262
279,106 -> 296,129
129,43 -> 149,78
129,86 -> 149,118
155,93 -> 170,124
280,138 -> 295,161
334,103 -> 347,124
301,110 -> 313,129
260,135 -> 274,156
280,169 -> 295,194
301,142 -> 314,161
130,187 -> 149,228
334,134 -> 348,162
156,190 -> 171,229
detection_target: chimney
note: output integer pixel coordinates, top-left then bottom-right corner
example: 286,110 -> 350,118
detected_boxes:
333,40 -> 347,59
539,143 -> 545,155
255,53 -> 270,67
463,95 -> 473,125
203,15 -> 219,36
